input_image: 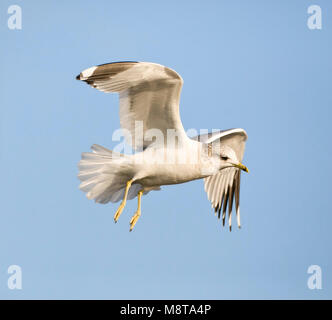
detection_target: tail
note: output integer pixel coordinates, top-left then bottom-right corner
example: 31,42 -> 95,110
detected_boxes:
78,144 -> 141,204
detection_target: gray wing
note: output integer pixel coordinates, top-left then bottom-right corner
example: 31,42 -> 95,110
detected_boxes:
76,61 -> 188,150
193,128 -> 248,230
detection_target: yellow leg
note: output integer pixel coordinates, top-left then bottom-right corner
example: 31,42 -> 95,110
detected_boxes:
130,190 -> 143,231
113,180 -> 133,223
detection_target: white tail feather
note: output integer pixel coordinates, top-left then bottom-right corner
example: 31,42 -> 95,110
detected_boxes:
78,144 -> 140,203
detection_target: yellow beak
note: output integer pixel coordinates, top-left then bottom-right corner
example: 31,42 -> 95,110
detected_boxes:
235,162 -> 249,173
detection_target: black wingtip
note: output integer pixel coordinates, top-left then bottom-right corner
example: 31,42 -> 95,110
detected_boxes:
76,74 -> 81,80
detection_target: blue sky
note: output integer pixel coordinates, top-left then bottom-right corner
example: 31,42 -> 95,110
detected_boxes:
1,0 -> 331,299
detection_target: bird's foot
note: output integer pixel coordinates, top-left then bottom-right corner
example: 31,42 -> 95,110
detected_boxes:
114,201 -> 126,223
129,209 -> 141,231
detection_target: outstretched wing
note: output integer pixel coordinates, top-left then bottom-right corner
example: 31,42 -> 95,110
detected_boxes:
76,61 -> 188,150
194,128 -> 248,230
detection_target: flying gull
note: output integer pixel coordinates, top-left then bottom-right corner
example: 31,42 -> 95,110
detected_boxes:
76,61 -> 249,231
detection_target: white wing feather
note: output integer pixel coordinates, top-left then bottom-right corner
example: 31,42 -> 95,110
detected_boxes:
77,61 -> 188,150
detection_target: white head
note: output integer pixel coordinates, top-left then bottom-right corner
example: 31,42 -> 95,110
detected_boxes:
209,144 -> 249,173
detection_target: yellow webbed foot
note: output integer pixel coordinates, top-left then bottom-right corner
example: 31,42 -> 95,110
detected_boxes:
129,209 -> 141,231
114,202 -> 125,223
129,190 -> 143,231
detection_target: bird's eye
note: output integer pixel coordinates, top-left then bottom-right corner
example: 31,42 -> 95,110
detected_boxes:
221,156 -> 228,161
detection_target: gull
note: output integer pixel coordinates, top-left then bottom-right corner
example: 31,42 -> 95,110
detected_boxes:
76,61 -> 249,231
